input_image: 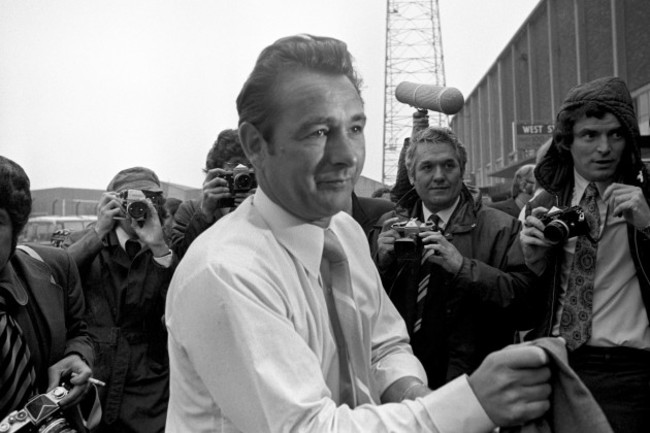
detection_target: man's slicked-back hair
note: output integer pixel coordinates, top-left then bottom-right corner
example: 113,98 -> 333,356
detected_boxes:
0,156 -> 32,252
406,126 -> 468,180
236,34 -> 363,142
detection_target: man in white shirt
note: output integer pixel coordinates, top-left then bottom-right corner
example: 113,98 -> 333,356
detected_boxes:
165,34 -> 551,433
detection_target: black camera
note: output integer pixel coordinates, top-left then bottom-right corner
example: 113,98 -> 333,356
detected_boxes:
0,386 -> 77,433
117,190 -> 163,222
539,205 -> 590,243
118,189 -> 149,222
391,218 -> 439,262
217,165 -> 256,207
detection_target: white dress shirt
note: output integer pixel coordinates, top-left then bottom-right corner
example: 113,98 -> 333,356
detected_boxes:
552,171 -> 650,349
165,188 -> 494,432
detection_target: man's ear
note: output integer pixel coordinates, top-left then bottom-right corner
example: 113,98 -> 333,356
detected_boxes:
407,170 -> 415,185
239,122 -> 268,167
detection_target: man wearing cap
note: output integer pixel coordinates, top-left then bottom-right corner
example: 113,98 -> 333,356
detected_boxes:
64,167 -> 174,433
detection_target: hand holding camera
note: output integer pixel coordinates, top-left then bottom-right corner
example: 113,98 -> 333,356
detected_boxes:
201,165 -> 257,220
94,191 -> 124,239
46,354 -> 92,411
0,385 -> 73,433
520,206 -> 567,276
420,229 -> 463,274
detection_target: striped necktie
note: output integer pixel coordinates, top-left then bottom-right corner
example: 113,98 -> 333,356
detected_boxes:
413,214 -> 440,333
320,229 -> 374,406
0,293 -> 37,419
560,183 -> 600,351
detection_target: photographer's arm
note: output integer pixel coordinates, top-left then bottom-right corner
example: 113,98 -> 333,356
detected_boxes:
201,168 -> 233,221
64,192 -> 120,268
520,207 -> 555,276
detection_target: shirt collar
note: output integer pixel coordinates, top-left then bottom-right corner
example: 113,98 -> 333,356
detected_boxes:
421,196 -> 460,230
572,169 -> 609,205
115,226 -> 142,252
253,187 -> 328,278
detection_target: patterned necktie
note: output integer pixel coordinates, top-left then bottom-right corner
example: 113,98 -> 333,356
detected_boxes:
320,229 -> 373,406
560,183 -> 600,351
0,293 -> 37,418
125,239 -> 141,260
413,214 -> 440,334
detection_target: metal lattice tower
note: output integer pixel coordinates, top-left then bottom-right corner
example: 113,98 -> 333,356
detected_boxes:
383,0 -> 447,185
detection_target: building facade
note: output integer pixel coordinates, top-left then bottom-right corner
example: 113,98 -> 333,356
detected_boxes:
450,0 -> 650,198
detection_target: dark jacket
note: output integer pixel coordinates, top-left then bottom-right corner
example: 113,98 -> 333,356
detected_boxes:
65,229 -> 173,433
170,198 -> 228,259
525,76 -> 650,340
351,193 -> 394,257
489,197 -> 522,218
376,185 -> 537,388
1,245 -> 94,426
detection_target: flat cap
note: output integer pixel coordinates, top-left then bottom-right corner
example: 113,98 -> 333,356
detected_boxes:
106,166 -> 162,192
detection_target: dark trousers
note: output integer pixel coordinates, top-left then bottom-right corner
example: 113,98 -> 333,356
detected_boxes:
569,346 -> 650,433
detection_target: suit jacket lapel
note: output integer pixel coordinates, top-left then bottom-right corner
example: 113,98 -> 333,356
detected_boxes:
14,254 -> 66,364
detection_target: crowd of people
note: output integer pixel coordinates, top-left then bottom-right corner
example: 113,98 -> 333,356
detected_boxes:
1,34 -> 650,433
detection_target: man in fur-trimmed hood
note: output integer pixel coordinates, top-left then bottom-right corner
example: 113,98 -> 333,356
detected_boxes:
521,76 -> 650,433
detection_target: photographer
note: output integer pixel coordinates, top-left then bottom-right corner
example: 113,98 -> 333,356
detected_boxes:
170,129 -> 254,259
64,167 -> 175,433
374,126 -> 537,390
520,77 -> 650,433
0,156 -> 95,430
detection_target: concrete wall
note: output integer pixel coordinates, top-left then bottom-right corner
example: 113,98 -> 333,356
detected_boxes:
450,0 -> 650,197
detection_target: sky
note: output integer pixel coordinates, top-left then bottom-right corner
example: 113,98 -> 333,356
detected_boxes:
0,0 -> 539,191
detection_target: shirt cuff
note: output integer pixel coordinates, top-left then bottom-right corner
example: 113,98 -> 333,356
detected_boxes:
153,250 -> 173,268
420,374 -> 496,433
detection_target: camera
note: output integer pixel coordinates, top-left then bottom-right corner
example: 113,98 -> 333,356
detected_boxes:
217,165 -> 257,207
391,218 -> 439,262
539,205 -> 590,243
0,386 -> 77,433
118,189 -> 149,222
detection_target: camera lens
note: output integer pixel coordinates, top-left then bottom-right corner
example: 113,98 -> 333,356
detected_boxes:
233,173 -> 252,190
127,201 -> 148,221
40,418 -> 77,433
544,220 -> 569,243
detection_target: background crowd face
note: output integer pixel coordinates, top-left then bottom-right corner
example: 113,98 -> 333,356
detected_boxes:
570,112 -> 626,184
257,70 -> 366,222
412,141 -> 463,213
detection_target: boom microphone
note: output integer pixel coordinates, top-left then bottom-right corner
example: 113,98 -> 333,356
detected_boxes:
395,82 -> 465,115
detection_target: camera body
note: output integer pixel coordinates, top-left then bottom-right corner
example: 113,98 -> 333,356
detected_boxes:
118,189 -> 149,222
0,386 -> 76,433
217,165 -> 256,207
391,218 -> 439,262
539,205 -> 590,243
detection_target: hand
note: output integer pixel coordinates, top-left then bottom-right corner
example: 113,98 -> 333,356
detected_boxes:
201,168 -> 232,220
94,192 -> 122,239
420,231 -> 463,274
131,200 -> 169,257
47,354 -> 92,409
603,183 -> 650,229
232,188 -> 256,208
376,217 -> 400,268
468,344 -> 552,427
520,206 -> 554,276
